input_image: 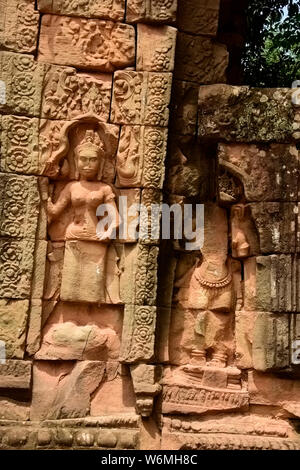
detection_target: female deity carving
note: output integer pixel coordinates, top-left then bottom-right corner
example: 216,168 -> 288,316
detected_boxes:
47,129 -> 119,304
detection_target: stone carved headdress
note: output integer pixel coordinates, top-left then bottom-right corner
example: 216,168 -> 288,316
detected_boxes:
74,129 -> 105,180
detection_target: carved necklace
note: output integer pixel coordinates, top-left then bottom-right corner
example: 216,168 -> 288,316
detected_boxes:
195,271 -> 232,289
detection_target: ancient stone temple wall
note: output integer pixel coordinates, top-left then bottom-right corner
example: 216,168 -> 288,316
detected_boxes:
0,0 -> 300,450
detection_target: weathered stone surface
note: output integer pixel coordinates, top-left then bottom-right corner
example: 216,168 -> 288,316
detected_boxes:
162,415 -> 300,450
291,314 -> 300,366
43,242 -> 64,301
198,85 -> 295,142
166,137 -> 215,199
39,119 -> 119,182
0,0 -> 39,54
0,174 -> 41,240
38,0 -> 125,21
162,367 -> 249,415
38,15 -> 135,72
35,303 -> 122,361
177,0 -> 220,36
90,365 -> 136,416
0,360 -> 31,388
120,305 -> 157,362
230,205 -> 260,258
0,115 -> 40,175
31,241 -> 48,299
0,417 -> 141,449
116,126 -> 167,189
121,244 -> 158,305
0,301 -> 29,359
111,71 -> 172,126
126,0 -> 177,23
41,66 -> 112,121
249,203 -> 297,253
219,144 -> 300,202
137,24 -> 177,72
26,300 -> 42,357
175,33 -> 228,84
244,255 -> 300,313
0,398 -> 30,420
248,371 -> 300,417
0,239 -> 35,299
170,80 -> 199,136
235,311 -> 257,370
139,189 -> 162,245
0,52 -> 44,117
31,361 -> 106,420
252,313 -> 290,372
131,364 -> 161,416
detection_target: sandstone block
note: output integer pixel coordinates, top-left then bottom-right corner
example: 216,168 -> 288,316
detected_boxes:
137,24 -> 177,72
177,0 -> 220,36
219,143 -> 300,202
131,364 -> 161,416
0,174 -> 41,240
111,71 -> 172,126
235,310 -> 257,369
249,203 -> 297,253
120,244 -> 158,305
252,312 -> 290,371
175,33 -> 228,84
35,302 -> 122,361
38,15 -> 135,72
0,115 -> 40,175
0,301 -> 29,359
198,85 -> 295,143
0,0 -> 39,54
170,80 -> 199,136
0,238 -> 35,299
248,371 -> 300,417
43,242 -> 65,301
0,52 -> 44,117
244,255 -> 300,313
41,65 -> 112,121
291,314 -> 300,366
116,126 -> 168,189
31,361 -> 106,420
126,0 -> 177,23
0,360 -> 31,388
38,0 -> 125,21
31,241 -> 48,299
90,365 -> 136,416
0,398 -> 30,420
120,305 -> 157,363
26,299 -> 42,357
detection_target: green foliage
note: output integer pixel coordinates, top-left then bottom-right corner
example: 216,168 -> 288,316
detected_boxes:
242,0 -> 300,87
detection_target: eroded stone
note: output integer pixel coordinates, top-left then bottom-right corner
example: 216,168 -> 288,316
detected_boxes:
38,15 -> 135,72
38,0 -> 125,21
111,71 -> 172,126
137,24 -> 177,72
126,0 -> 177,23
0,0 -> 39,54
175,33 -> 228,84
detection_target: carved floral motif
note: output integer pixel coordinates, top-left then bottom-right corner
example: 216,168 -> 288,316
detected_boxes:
0,0 -> 39,53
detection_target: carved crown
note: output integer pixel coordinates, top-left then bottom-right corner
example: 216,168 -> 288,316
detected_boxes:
75,130 -> 104,158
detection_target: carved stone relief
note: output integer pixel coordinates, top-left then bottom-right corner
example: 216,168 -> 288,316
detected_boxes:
38,15 -> 135,72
